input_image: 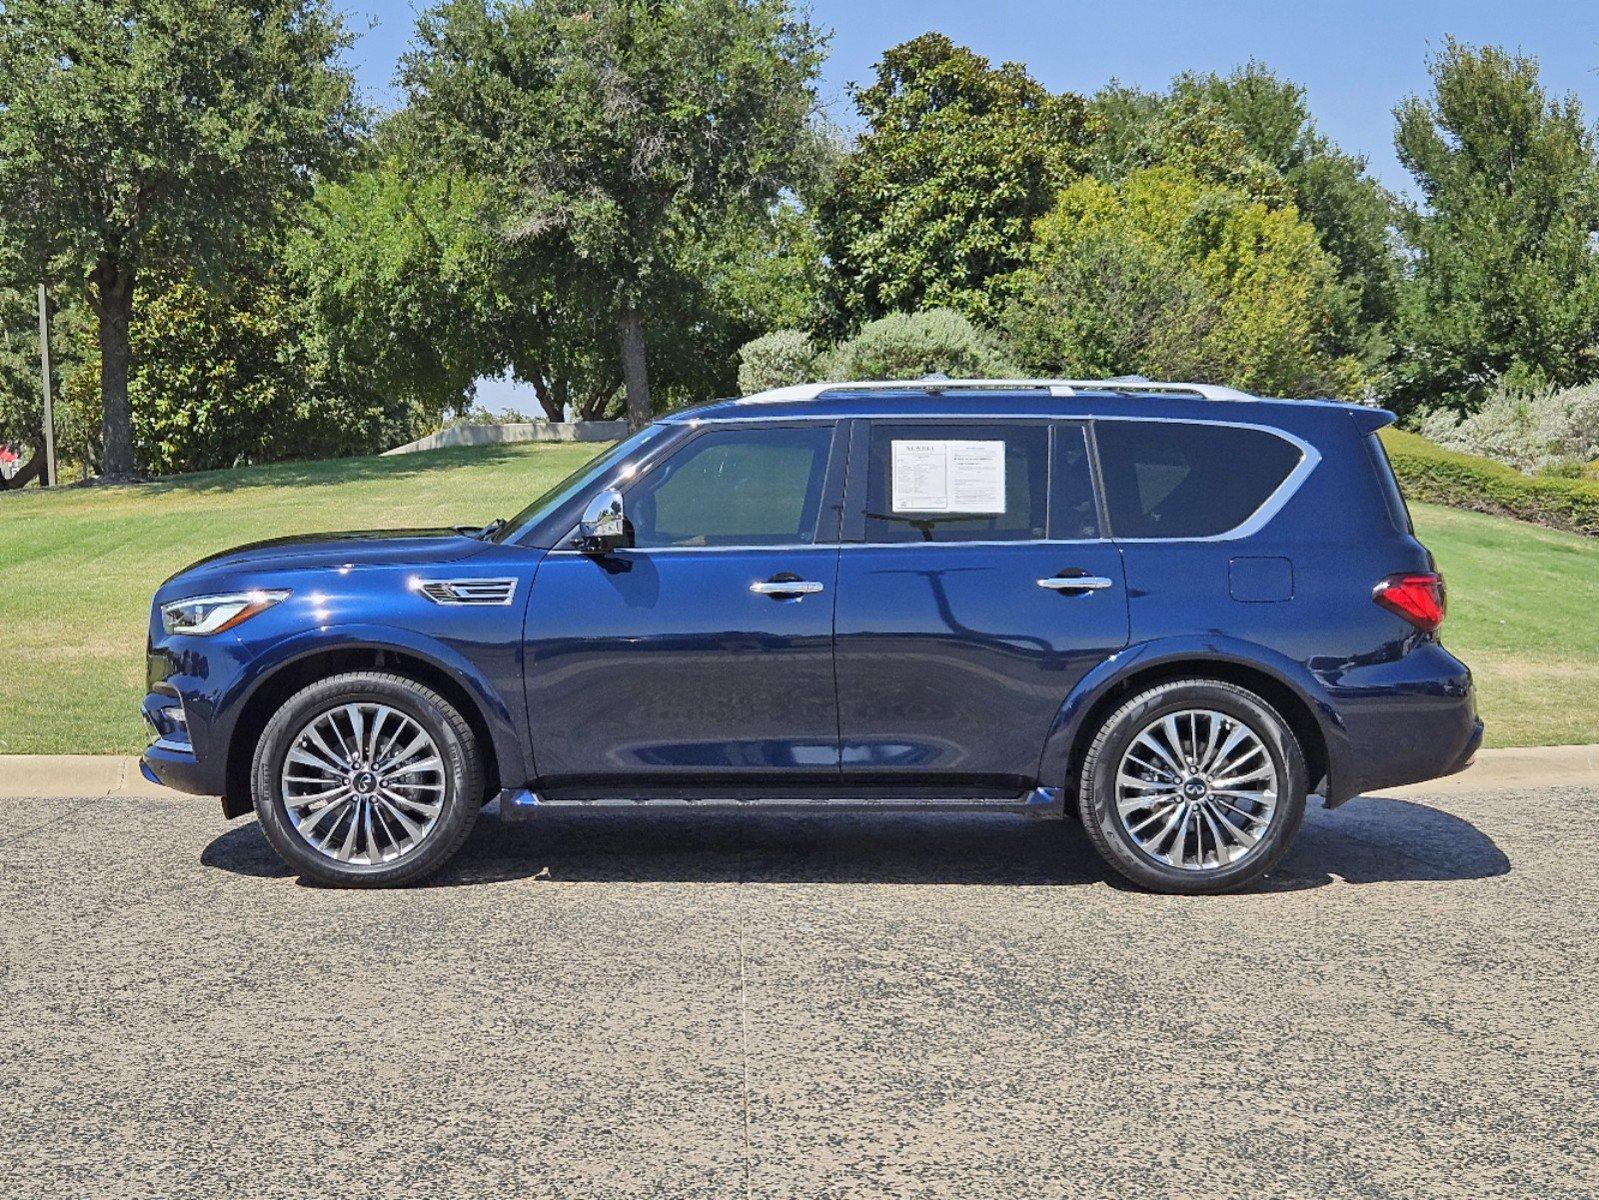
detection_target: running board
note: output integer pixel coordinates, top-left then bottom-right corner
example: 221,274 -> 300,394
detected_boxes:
496,787 -> 1063,822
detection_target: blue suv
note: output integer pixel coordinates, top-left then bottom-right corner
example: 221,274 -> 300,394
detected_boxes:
142,380 -> 1481,893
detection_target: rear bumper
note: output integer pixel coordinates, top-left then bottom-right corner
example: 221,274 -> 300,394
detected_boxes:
1325,642 -> 1482,805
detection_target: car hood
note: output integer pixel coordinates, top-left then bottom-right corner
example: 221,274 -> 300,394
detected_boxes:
166,528 -> 487,585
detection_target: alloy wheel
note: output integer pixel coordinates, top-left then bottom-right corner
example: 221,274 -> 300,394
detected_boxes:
1114,708 -> 1280,871
279,703 -> 447,866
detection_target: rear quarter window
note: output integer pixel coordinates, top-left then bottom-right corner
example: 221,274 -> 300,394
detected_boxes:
1364,432 -> 1414,533
1095,420 -> 1304,539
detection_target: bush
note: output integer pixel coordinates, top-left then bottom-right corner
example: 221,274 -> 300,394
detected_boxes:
63,276 -> 423,476
1001,166 -> 1368,398
1416,384 -> 1599,476
826,309 -> 1013,381
736,330 -> 821,394
1382,428 -> 1599,536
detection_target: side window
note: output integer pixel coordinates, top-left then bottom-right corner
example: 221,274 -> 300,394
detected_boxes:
626,425 -> 834,549
862,422 -> 1048,543
1365,432 -> 1414,533
1052,424 -> 1101,540
1095,420 -> 1304,539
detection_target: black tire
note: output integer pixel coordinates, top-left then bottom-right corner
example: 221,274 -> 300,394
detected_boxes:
1076,679 -> 1307,895
251,672 -> 483,888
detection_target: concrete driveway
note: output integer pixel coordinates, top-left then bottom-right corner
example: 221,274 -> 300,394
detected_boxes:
1,781 -> 1595,1199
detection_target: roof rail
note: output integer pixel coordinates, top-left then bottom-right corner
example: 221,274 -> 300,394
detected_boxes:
740,377 -> 1259,403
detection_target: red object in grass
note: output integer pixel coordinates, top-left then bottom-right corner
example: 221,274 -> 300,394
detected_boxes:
1373,571 -> 1446,632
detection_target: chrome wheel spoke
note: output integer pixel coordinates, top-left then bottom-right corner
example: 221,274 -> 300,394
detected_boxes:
1115,708 -> 1280,873
281,703 -> 446,867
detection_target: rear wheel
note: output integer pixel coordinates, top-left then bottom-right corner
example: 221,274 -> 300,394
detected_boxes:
1076,679 -> 1307,894
251,672 -> 482,887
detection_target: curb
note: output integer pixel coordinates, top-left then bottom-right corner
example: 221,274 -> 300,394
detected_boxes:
0,745 -> 1596,802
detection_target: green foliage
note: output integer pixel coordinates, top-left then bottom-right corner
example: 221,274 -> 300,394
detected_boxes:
826,309 -> 1012,381
1382,428 -> 1599,537
737,330 -> 821,394
818,33 -> 1095,326
1391,40 -> 1599,415
0,276 -> 91,482
1088,65 -> 1398,371
1170,64 -> 1399,343
1003,167 -> 1366,397
1416,383 -> 1599,475
403,0 -> 826,425
289,161 -> 528,421
0,0 -> 361,476
61,272 -> 418,476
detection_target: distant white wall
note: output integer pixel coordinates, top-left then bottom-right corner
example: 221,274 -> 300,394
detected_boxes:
383,421 -> 628,456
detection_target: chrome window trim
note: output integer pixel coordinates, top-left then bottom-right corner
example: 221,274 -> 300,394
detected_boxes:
579,412 -> 1317,547
548,542 -> 836,556
548,537 -> 1109,556
1089,416 -> 1318,543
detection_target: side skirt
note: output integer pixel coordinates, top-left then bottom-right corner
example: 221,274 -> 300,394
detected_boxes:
495,787 -> 1065,822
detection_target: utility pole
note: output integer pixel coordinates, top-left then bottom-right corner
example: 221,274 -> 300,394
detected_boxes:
36,283 -> 55,487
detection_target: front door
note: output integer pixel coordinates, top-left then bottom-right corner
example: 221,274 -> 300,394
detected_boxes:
833,419 -> 1129,792
523,421 -> 846,792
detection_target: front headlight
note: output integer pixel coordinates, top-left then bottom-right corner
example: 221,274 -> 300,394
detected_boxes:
160,589 -> 290,636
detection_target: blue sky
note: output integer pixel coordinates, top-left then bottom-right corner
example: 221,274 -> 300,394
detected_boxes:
344,0 -> 1599,196
341,1 -> 1599,409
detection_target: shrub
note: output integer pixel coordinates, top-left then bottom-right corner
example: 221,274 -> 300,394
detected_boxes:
1382,428 -> 1599,536
1416,384 -> 1599,475
826,309 -> 1013,381
736,330 -> 821,394
1001,166 -> 1368,398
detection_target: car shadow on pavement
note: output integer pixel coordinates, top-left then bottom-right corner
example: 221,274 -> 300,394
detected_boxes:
200,793 -> 1509,892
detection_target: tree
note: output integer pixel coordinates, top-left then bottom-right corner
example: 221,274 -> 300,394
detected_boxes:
289,161 -> 547,421
402,0 -> 826,431
1392,39 -> 1599,414
0,0 -> 360,478
1088,65 -> 1399,373
818,33 -> 1095,327
1169,63 -> 1399,351
1002,167 -> 1366,398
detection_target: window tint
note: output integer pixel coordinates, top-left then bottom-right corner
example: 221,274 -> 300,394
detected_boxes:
1095,421 -> 1303,538
863,422 -> 1048,543
1052,424 -> 1101,540
627,425 -> 834,548
1365,432 -> 1413,533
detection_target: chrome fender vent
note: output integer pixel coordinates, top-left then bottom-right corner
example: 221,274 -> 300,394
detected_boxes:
415,578 -> 518,606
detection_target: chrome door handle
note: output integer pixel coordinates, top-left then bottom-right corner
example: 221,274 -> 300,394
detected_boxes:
751,579 -> 824,596
1038,575 -> 1114,592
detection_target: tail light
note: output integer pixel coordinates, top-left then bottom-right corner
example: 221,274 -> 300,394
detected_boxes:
1373,571 -> 1446,632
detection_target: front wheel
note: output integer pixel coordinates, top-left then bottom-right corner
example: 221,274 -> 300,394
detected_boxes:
1076,679 -> 1307,894
251,672 -> 483,887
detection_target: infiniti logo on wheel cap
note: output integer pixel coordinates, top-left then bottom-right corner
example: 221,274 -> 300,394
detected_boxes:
1182,778 -> 1208,799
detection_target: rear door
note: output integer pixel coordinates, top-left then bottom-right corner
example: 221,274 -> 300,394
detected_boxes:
832,419 -> 1129,793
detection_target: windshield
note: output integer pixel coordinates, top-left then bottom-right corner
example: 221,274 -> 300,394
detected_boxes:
490,423 -> 672,542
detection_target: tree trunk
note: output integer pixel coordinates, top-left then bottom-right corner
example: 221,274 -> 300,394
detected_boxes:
618,300 -> 651,433
91,255 -> 137,481
530,375 -> 565,423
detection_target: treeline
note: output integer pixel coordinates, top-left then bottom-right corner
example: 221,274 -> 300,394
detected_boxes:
3,2 -> 1599,482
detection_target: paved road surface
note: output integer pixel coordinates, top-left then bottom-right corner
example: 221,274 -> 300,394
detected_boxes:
2,785 -> 1594,1198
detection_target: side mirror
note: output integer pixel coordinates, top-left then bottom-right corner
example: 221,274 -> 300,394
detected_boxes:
573,488 -> 629,553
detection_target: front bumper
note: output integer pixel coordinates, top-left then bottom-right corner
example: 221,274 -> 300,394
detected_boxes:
139,691 -> 223,797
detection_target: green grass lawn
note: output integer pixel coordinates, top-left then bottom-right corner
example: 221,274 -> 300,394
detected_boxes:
0,441 -> 1594,754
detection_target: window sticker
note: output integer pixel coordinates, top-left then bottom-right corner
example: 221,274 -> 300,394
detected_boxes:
891,440 -> 1006,513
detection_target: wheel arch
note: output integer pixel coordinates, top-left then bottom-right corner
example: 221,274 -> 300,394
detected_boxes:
1041,640 -> 1345,804
221,634 -> 521,818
